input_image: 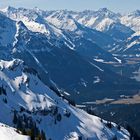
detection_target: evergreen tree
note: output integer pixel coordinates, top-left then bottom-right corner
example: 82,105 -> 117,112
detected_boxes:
3,98 -> 7,104
41,130 -> 46,140
57,113 -> 62,122
27,127 -> 35,140
13,111 -> 18,125
17,116 -> 23,131
106,122 -> 112,129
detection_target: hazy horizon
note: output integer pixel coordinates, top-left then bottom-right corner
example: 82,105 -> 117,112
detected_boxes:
0,0 -> 140,13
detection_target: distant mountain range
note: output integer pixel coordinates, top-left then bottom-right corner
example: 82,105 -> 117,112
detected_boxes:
0,7 -> 140,103
0,6 -> 140,139
1,6 -> 140,54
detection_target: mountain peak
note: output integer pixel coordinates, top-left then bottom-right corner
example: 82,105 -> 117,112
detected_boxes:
97,8 -> 116,16
99,8 -> 109,12
131,10 -> 140,16
1,6 -> 16,13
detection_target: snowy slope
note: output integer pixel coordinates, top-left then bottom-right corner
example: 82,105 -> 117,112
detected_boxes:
0,59 -> 130,140
0,6 -> 64,38
121,10 -> 140,33
44,9 -> 123,55
73,8 -> 134,41
46,10 -> 78,32
0,123 -> 30,140
74,8 -> 120,32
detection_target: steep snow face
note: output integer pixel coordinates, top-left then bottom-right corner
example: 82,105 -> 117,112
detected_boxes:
45,10 -> 78,31
0,123 -> 30,140
1,7 -> 63,37
43,8 -> 134,45
121,10 -> 140,33
74,8 -> 120,32
45,8 -> 120,33
0,59 -> 130,140
0,59 -> 54,112
73,9 -> 134,41
44,9 -> 120,55
0,12 -> 16,46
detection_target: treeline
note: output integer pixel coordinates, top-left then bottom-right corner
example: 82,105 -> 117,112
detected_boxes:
49,86 -> 76,106
0,86 -> 7,95
13,111 -> 46,140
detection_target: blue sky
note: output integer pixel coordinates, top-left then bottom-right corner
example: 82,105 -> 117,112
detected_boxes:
0,0 -> 140,13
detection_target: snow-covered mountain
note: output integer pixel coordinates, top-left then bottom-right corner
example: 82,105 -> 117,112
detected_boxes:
1,6 -> 139,53
0,8 -> 139,103
73,8 -> 134,42
45,9 -> 119,51
121,10 -> 140,33
74,8 -> 120,32
1,6 -> 50,34
0,7 -> 118,62
43,8 -> 138,52
0,59 -> 130,140
122,34 -> 140,55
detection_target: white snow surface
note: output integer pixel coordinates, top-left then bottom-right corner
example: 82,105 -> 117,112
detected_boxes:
45,10 -> 78,31
73,8 -> 120,32
0,123 -> 30,140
